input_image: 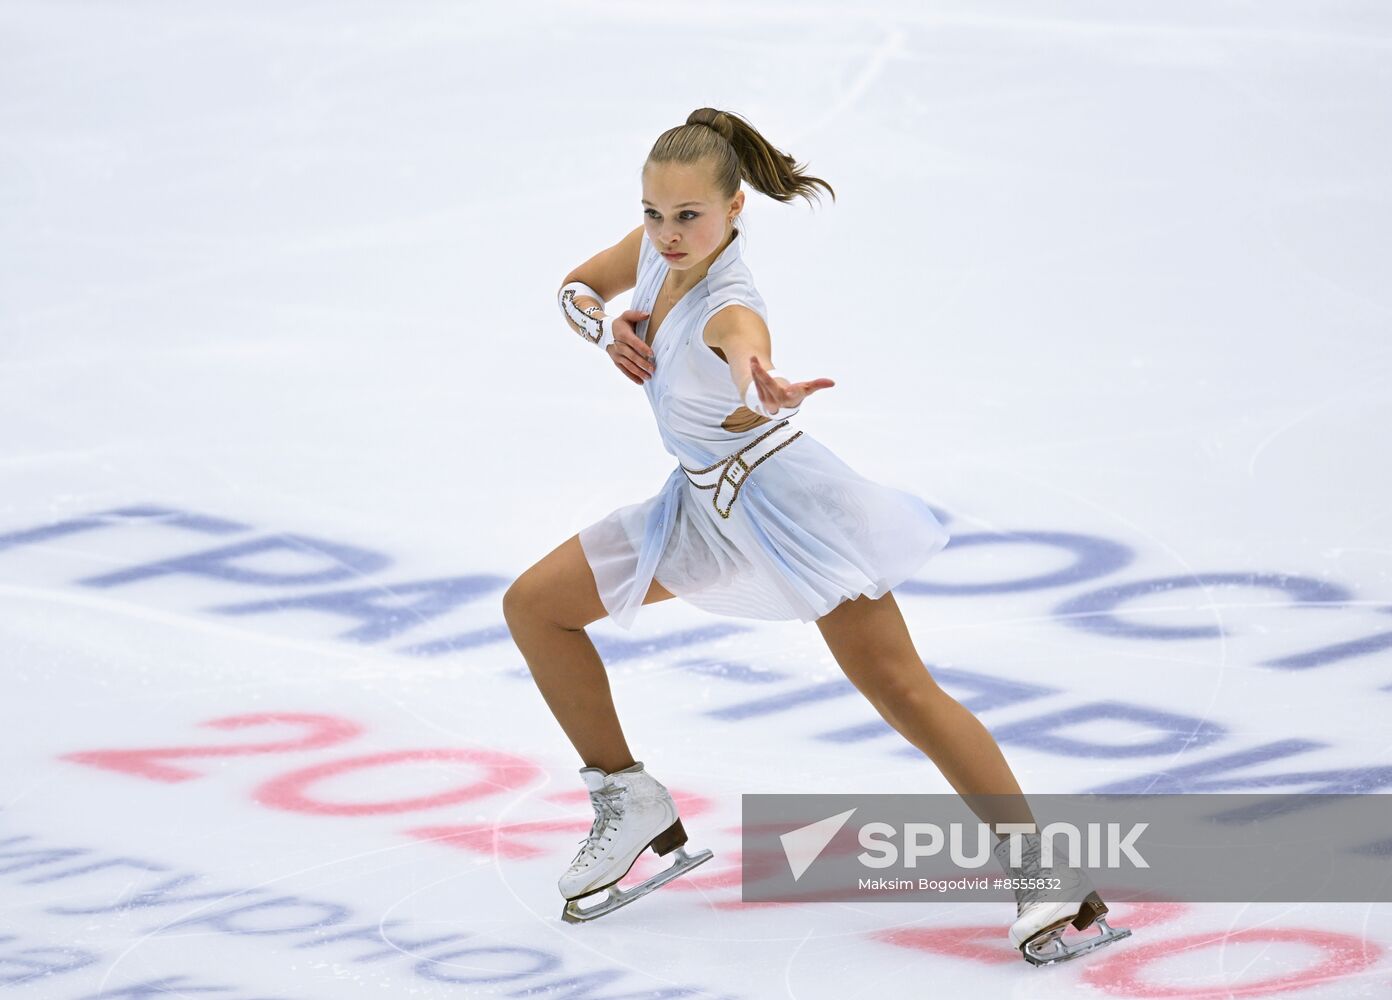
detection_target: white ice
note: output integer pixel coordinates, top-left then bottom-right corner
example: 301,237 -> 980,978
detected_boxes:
2,2 -> 1390,998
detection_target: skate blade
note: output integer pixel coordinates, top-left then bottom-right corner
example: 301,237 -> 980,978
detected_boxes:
1022,916 -> 1132,967
561,846 -> 714,924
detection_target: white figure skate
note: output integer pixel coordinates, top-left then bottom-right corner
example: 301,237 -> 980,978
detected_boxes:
558,761 -> 713,923
992,833 -> 1132,966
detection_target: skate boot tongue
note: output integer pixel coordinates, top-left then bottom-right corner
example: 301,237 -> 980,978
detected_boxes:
579,761 -> 645,793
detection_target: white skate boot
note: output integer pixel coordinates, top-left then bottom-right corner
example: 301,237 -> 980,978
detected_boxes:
992,832 -> 1132,966
558,761 -> 713,923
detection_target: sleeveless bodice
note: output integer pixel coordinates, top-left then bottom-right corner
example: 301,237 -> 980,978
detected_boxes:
632,227 -> 782,468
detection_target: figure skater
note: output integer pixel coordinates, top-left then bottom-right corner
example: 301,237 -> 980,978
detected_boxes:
502,107 -> 1130,966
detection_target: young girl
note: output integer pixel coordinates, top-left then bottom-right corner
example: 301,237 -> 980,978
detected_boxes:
503,107 -> 1130,966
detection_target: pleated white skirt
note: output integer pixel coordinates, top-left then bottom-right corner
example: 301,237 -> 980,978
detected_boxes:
578,431 -> 950,630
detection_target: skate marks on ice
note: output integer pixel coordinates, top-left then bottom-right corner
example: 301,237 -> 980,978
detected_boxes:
5,497 -> 1392,991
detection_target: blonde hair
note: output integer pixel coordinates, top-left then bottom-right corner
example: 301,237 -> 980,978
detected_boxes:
645,107 -> 836,209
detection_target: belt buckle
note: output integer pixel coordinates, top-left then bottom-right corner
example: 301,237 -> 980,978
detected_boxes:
682,419 -> 800,520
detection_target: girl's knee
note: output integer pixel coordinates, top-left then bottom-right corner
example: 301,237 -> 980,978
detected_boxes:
873,671 -> 947,724
502,573 -> 542,628
504,570 -> 600,632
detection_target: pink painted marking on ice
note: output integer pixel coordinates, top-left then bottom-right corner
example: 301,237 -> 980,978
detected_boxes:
255,747 -> 540,815
60,712 -> 363,782
1083,927 -> 1383,998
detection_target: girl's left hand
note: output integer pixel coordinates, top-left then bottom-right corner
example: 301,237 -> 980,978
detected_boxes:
750,356 -> 835,413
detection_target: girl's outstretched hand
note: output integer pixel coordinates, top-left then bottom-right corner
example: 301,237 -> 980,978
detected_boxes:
749,356 -> 835,413
605,310 -> 656,385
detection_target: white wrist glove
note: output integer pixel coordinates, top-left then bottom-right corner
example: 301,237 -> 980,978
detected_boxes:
745,368 -> 801,419
558,281 -> 617,351
595,314 -> 619,352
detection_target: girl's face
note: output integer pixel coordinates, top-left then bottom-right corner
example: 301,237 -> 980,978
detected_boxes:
641,161 -> 743,271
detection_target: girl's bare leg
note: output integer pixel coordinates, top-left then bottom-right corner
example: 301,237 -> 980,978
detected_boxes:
502,534 -> 675,774
815,590 -> 1035,833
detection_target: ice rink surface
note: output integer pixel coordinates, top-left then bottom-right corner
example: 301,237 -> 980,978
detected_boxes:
3,1 -> 1391,996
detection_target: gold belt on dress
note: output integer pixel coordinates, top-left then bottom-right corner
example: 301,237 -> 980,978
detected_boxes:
679,419 -> 803,519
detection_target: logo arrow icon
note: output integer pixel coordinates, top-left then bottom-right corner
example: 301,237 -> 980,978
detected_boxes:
780,808 -> 857,881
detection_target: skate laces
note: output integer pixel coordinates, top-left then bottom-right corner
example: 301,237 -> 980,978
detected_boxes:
569,783 -> 628,868
1008,838 -> 1085,911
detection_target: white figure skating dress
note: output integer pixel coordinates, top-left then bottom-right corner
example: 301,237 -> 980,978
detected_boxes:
579,227 -> 950,630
